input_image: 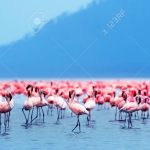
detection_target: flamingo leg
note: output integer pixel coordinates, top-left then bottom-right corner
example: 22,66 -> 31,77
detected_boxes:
50,105 -> 54,116
4,113 -> 7,133
128,113 -> 132,128
30,106 -> 35,124
115,107 -> 118,120
134,112 -> 136,119
124,113 -> 127,128
63,109 -> 65,118
47,105 -> 52,116
128,113 -> 130,128
141,111 -> 143,119
56,108 -> 60,123
60,109 -> 63,119
119,112 -> 121,120
39,108 -> 41,118
147,110 -> 149,119
142,111 -> 144,121
56,107 -> 58,114
72,115 -> 80,132
22,108 -> 28,124
78,118 -> 81,132
31,107 -> 39,123
136,111 -> 139,120
89,111 -> 91,121
128,115 -> 130,128
0,113 -> 1,133
27,110 -> 31,125
120,112 -> 123,120
41,107 -> 45,123
47,105 -> 50,116
130,114 -> 133,128
7,112 -> 10,128
87,116 -> 89,126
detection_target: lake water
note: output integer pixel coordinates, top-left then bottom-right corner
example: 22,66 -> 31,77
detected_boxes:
0,95 -> 149,150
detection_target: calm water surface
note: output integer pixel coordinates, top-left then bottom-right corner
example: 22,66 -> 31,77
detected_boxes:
0,95 -> 149,150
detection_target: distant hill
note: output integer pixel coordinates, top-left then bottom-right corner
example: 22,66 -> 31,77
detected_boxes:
0,0 -> 150,79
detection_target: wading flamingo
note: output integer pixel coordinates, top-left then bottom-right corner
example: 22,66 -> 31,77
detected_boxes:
120,91 -> 140,128
67,90 -> 89,133
0,93 -> 14,133
53,89 -> 67,123
31,89 -> 48,123
22,85 -> 34,126
84,89 -> 96,125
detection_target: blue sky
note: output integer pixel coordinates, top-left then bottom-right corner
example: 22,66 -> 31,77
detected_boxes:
0,0 -> 150,79
0,0 -> 98,46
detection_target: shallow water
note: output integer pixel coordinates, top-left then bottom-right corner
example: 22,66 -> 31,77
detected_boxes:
0,95 -> 150,150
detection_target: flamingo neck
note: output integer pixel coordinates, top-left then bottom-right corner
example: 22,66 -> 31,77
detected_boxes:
146,88 -> 149,96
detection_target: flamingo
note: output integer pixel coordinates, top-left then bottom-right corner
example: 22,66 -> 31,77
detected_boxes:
67,90 -> 89,133
53,89 -> 67,123
31,89 -> 48,123
95,94 -> 104,110
84,89 -> 96,125
140,91 -> 150,120
22,85 -> 34,125
120,92 -> 140,128
115,91 -> 126,121
0,93 -> 14,133
47,95 -> 55,116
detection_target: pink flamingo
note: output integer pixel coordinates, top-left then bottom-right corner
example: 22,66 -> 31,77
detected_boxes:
0,93 -> 14,133
95,94 -> 104,110
110,92 -> 116,108
67,90 -> 89,133
22,85 -> 34,125
120,91 -> 140,128
53,89 -> 67,123
47,95 -> 55,116
115,91 -> 126,121
140,91 -> 150,120
30,86 -> 48,123
31,90 -> 48,123
84,89 -> 96,125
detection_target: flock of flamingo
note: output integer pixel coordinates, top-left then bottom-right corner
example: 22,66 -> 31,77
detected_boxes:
0,80 -> 150,133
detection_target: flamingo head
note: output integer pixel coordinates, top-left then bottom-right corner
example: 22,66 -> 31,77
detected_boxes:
55,88 -> 59,95
138,89 -> 141,95
26,84 -> 33,96
122,91 -> 127,101
5,92 -> 12,102
143,90 -> 147,96
93,90 -> 97,98
35,86 -> 40,93
69,90 -> 76,99
136,96 -> 141,105
40,90 -> 47,97
113,91 -> 116,97
26,84 -> 33,92
130,89 -> 136,97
